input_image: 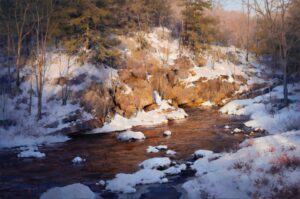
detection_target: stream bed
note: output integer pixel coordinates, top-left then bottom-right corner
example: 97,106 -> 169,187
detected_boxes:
0,108 -> 250,198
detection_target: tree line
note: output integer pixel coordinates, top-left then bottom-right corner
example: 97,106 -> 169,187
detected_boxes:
0,0 -> 216,120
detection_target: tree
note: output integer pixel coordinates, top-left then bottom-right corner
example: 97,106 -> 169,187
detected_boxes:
252,0 -> 291,107
286,0 -> 300,75
181,0 -> 217,57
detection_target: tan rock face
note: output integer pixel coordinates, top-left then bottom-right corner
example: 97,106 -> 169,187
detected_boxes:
115,70 -> 155,118
80,83 -> 114,121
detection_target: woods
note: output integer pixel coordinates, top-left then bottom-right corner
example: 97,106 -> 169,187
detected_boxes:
0,0 -> 300,118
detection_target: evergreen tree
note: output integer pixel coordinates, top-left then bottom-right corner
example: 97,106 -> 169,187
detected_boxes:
181,0 -> 217,57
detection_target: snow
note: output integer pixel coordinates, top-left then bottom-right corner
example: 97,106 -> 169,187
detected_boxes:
220,84 -> 300,134
96,180 -> 106,186
194,149 -> 214,158
201,101 -> 215,107
181,83 -> 300,199
146,145 -> 168,153
146,146 -> 160,153
40,183 -> 96,199
105,169 -> 167,193
72,156 -> 86,164
224,125 -> 230,129
88,93 -> 187,134
155,145 -> 168,150
183,130 -> 300,199
233,128 -> 242,133
163,130 -> 172,136
117,130 -> 146,141
17,146 -> 45,158
139,157 -> 171,169
166,150 -> 176,156
163,164 -> 186,175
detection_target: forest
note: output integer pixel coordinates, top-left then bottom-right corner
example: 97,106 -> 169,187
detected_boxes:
0,0 -> 300,198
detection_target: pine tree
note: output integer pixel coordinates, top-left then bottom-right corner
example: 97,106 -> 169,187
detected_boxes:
181,0 -> 217,57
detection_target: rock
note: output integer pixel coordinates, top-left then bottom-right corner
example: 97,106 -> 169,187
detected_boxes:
62,111 -> 82,124
45,121 -> 59,129
144,103 -> 159,112
81,83 -> 114,119
51,119 -> 103,136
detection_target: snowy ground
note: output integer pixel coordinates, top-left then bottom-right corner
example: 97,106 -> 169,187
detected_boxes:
182,84 -> 300,199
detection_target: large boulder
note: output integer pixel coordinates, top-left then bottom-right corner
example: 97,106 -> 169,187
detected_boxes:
80,83 -> 114,120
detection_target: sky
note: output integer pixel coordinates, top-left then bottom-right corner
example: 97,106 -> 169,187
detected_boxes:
222,0 -> 243,11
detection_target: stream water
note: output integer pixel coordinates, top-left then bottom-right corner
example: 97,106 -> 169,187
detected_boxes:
0,108 -> 250,199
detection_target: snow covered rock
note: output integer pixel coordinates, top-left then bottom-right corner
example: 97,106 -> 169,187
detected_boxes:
163,130 -> 172,136
146,146 -> 160,153
72,156 -> 86,164
155,145 -> 168,150
96,180 -> 105,186
139,157 -> 171,169
117,130 -> 145,141
194,150 -> 214,158
233,128 -> 242,133
163,164 -> 187,175
106,169 -> 167,193
18,147 -> 45,158
166,150 -> 176,156
40,183 -> 96,199
202,101 -> 215,107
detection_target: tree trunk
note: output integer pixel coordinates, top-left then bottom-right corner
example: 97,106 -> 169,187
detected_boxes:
16,39 -> 22,86
37,60 -> 43,120
283,58 -> 288,106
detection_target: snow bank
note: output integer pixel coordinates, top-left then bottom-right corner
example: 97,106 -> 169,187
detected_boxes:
40,183 -> 96,199
106,169 -> 167,193
139,157 -> 171,169
117,130 -> 145,141
183,130 -> 300,199
220,84 -> 300,134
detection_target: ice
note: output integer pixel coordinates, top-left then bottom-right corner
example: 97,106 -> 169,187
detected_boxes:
139,157 -> 171,169
117,130 -> 146,141
40,183 -> 96,199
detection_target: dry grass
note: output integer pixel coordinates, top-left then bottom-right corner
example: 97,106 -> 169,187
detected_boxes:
269,154 -> 300,174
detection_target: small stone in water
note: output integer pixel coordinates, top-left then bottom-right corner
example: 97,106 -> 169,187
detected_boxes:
96,180 -> 105,186
163,130 -> 172,136
72,156 -> 86,164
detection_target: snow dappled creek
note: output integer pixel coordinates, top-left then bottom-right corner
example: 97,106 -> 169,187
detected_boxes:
0,108 -> 251,198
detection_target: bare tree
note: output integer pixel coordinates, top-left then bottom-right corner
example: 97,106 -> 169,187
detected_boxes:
251,0 -> 291,106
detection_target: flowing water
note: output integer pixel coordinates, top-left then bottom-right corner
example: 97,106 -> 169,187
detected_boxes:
0,108 -> 250,198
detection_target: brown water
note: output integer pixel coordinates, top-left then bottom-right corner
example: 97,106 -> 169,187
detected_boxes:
0,108 -> 249,199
